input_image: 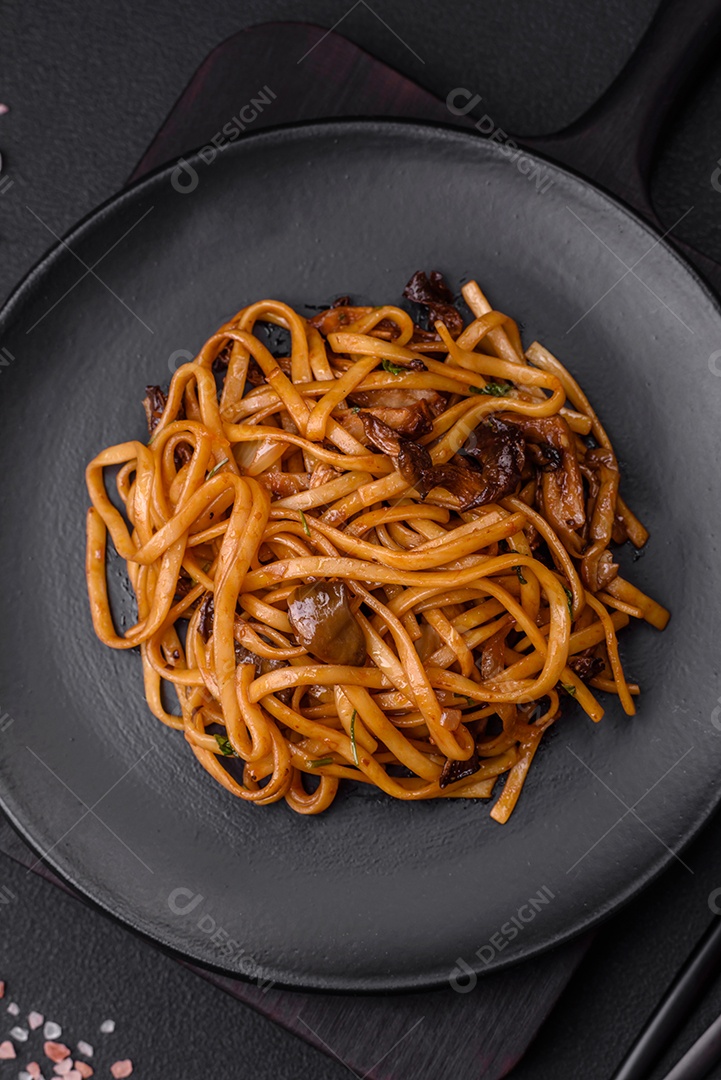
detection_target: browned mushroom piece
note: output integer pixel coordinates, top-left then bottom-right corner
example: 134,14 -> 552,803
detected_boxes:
258,470 -> 310,498
308,305 -> 376,335
287,580 -> 367,666
403,270 -> 465,338
143,384 -> 191,466
398,441 -> 439,492
359,411 -> 525,511
352,401 -> 435,440
439,750 -> 480,789
416,462 -> 493,506
568,650 -> 606,682
349,386 -> 447,415
359,413 -> 434,491
455,417 -> 526,504
499,413 -> 586,548
581,546 -> 619,592
579,447 -> 621,590
358,412 -> 405,456
142,385 -> 168,434
197,593 -> 215,642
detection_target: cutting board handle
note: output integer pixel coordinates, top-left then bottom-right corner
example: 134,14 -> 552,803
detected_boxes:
522,0 -> 721,294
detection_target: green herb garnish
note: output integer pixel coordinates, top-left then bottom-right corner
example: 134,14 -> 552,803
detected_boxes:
469,383 -> 512,396
561,682 -> 577,697
350,709 -> 359,766
515,566 -> 528,585
563,586 -> 574,617
350,405 -> 361,414
381,359 -> 404,376
299,509 -> 311,537
207,456 -> 229,479
308,756 -> 334,768
214,733 -> 238,757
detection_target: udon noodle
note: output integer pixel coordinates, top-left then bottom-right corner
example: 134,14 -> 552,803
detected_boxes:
85,272 -> 669,819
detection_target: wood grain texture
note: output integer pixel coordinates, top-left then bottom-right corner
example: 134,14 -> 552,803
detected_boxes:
0,814 -> 591,1080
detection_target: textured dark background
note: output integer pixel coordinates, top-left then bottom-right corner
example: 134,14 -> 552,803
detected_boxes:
2,1 -> 721,1077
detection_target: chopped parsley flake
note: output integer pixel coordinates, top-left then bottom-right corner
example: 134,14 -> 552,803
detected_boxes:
381,359 -> 404,376
215,734 -> 238,756
207,457 -> 229,479
469,383 -> 512,396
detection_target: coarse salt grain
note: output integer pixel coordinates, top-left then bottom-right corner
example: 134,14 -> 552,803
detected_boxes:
44,1042 -> 71,1063
19,1071 -> 34,1080
74,1063 -> 93,1078
0,104 -> 8,115
66,1073 -> 82,1080
0,1039 -> 16,1058
54,1059 -> 73,1075
44,1022 -> 62,1040
7,1001 -> 20,1015
29,1011 -> 45,1029
10,1026 -> 29,1042
99,1020 -> 115,1035
0,979 -> 4,997
27,1065 -> 42,1077
75,1041 -> 93,1058
109,1062 -> 132,1079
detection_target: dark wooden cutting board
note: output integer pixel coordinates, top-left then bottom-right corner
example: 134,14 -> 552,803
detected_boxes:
1,20 -> 602,1080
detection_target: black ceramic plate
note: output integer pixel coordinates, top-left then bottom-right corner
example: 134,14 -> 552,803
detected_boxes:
1,121 -> 720,993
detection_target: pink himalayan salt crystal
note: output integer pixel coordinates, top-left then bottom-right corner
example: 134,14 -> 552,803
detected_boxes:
0,979 -> 4,997
66,1073 -> 82,1080
0,104 -> 8,115
0,1039 -> 16,1058
45,1041 -> 71,1063
54,1059 -> 73,1075
27,1064 -> 42,1077
29,1010 -> 45,1029
75,1041 -> 93,1058
110,1062 -> 133,1079
74,1063 -> 94,1078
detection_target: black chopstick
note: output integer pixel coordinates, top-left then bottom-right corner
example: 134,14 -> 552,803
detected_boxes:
660,1009 -> 721,1080
612,915 -> 721,1080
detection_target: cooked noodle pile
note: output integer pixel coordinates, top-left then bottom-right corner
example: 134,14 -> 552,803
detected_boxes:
85,272 -> 669,819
